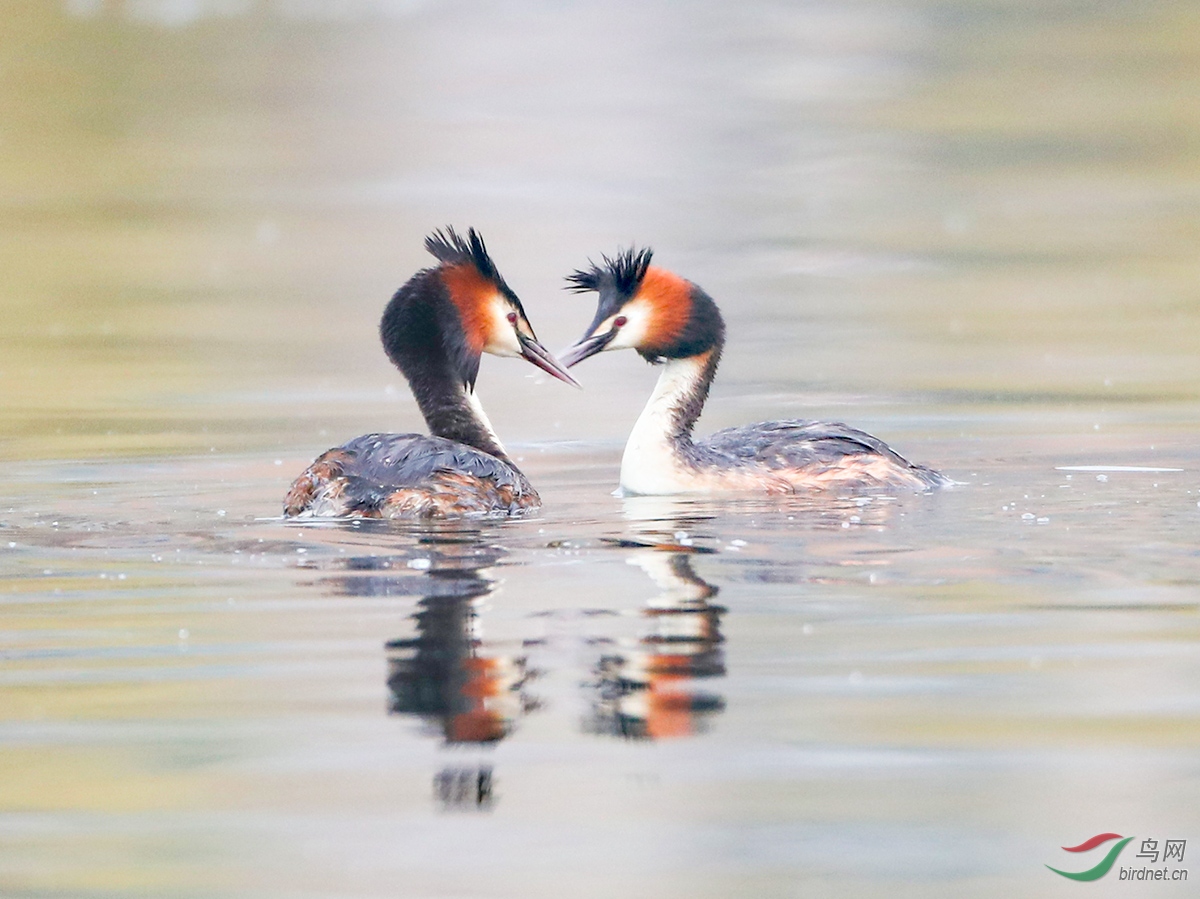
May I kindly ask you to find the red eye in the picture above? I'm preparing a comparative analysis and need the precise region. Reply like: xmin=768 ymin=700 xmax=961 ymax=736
xmin=614 ymin=316 xmax=628 ymax=328
xmin=506 ymin=312 xmax=518 ymax=324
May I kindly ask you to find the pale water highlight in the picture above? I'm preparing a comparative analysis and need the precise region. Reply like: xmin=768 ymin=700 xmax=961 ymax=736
xmin=2 ymin=2 xmax=1199 ymax=897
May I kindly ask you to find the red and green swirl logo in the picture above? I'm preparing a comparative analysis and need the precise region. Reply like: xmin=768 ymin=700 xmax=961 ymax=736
xmin=1047 ymin=833 xmax=1134 ymax=881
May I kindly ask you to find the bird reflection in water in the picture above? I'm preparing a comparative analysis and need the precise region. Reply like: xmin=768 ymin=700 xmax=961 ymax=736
xmin=317 ymin=527 xmax=536 ymax=807
xmin=385 ymin=570 xmax=535 ymax=746
xmin=586 ymin=541 xmax=726 ymax=740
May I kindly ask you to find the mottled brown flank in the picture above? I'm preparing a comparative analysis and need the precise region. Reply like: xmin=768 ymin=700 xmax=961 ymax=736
xmin=678 ymin=466 xmax=794 ymax=494
xmin=285 ymin=454 xmax=538 ymax=520
xmin=785 ymin=453 xmax=936 ymax=490
xmin=283 ymin=449 xmax=351 ymax=516
xmin=638 ymin=266 xmax=692 ymax=351
xmin=378 ymin=471 xmax=539 ymax=519
xmin=440 ymin=263 xmax=493 ymax=354
xmin=684 ymin=453 xmax=937 ymax=494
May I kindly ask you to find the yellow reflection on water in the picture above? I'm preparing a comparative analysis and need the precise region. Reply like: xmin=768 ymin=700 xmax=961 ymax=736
xmin=2 ymin=3 xmax=1200 ymax=897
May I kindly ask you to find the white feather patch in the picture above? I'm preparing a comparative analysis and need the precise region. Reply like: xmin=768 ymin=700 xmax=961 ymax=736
xmin=619 ymin=356 xmax=708 ymax=495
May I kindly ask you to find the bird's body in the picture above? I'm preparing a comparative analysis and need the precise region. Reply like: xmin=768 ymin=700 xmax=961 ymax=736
xmin=285 ymin=228 xmax=576 ymax=520
xmin=561 ymin=250 xmax=947 ymax=496
xmin=284 ymin=432 xmax=538 ymax=519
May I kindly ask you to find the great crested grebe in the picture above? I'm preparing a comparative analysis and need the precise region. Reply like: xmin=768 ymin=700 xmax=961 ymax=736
xmin=285 ymin=227 xmax=578 ymax=519
xmin=560 ymin=248 xmax=948 ymax=496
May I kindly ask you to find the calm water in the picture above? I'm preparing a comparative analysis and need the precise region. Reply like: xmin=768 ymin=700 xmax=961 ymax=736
xmin=2 ymin=2 xmax=1199 ymax=897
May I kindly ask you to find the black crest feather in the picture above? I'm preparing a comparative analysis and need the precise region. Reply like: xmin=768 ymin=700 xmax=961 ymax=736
xmin=425 ymin=226 xmax=513 ymax=295
xmin=566 ymin=246 xmax=653 ymax=297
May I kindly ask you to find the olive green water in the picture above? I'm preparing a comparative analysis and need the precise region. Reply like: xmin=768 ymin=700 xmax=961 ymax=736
xmin=2 ymin=2 xmax=1199 ymax=897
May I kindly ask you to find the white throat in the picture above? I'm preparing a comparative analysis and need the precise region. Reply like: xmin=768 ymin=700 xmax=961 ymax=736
xmin=619 ymin=355 xmax=708 ymax=495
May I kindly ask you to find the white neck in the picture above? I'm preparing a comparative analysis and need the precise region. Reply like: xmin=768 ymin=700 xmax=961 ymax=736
xmin=465 ymin=388 xmax=506 ymax=457
xmin=619 ymin=355 xmax=710 ymax=495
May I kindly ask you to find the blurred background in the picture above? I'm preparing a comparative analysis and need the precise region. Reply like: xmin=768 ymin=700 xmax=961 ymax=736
xmin=5 ymin=0 xmax=1198 ymax=463
xmin=2 ymin=3 xmax=1199 ymax=898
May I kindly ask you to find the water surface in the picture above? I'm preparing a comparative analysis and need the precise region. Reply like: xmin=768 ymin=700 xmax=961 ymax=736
xmin=2 ymin=1 xmax=1199 ymax=896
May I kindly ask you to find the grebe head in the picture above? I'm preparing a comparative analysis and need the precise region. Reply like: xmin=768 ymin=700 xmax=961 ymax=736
xmin=560 ymin=246 xmax=724 ymax=368
xmin=382 ymin=227 xmax=579 ymax=389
